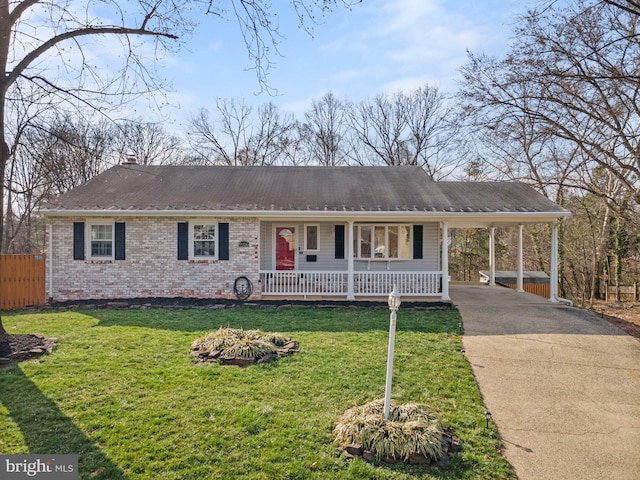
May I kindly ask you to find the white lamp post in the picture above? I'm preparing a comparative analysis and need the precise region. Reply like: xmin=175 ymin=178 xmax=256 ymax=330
xmin=383 ymin=285 xmax=401 ymax=420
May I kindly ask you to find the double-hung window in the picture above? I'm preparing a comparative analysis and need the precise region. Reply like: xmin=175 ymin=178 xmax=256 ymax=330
xmin=90 ymin=224 xmax=113 ymax=258
xmin=355 ymin=224 xmax=411 ymax=260
xmin=192 ymin=223 xmax=217 ymax=258
xmin=305 ymin=224 xmax=319 ymax=252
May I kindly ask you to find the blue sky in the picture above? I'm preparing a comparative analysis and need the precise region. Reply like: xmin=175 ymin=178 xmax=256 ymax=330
xmin=154 ymin=0 xmax=523 ymax=128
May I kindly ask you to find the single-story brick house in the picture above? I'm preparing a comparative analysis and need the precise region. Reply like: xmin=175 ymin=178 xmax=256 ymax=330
xmin=42 ymin=165 xmax=570 ymax=302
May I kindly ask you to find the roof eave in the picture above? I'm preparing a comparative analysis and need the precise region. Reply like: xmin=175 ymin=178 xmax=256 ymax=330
xmin=41 ymin=208 xmax=571 ymax=224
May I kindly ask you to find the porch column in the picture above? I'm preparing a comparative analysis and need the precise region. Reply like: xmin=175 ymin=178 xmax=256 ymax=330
xmin=347 ymin=220 xmax=355 ymax=300
xmin=550 ymin=222 xmax=559 ymax=302
xmin=516 ymin=224 xmax=524 ymax=292
xmin=489 ymin=227 xmax=496 ymax=286
xmin=441 ymin=221 xmax=450 ymax=301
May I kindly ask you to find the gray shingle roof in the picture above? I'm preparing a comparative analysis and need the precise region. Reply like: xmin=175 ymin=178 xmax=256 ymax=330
xmin=43 ymin=165 xmax=568 ymax=216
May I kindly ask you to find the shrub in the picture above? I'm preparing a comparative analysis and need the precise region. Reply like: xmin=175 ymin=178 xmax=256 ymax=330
xmin=333 ymin=398 xmax=443 ymax=462
xmin=192 ymin=327 xmax=287 ymax=361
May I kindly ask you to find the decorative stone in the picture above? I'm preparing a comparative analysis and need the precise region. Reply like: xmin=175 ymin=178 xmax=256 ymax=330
xmin=104 ymin=302 xmax=129 ymax=309
xmin=9 ymin=352 xmax=29 ymax=359
xmin=219 ymin=357 xmax=254 ymax=368
xmin=256 ymin=353 xmax=277 ymax=364
xmin=450 ymin=436 xmax=461 ymax=453
xmin=408 ymin=452 xmax=431 ymax=465
xmin=362 ymin=450 xmax=375 ymax=462
xmin=345 ymin=444 xmax=363 ymax=456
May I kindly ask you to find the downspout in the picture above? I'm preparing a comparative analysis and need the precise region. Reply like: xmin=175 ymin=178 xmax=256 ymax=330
xmin=48 ymin=223 xmax=53 ymax=302
xmin=550 ymin=223 xmax=572 ymax=306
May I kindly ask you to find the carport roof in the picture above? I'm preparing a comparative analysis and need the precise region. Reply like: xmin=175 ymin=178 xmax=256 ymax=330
xmin=42 ymin=165 xmax=570 ymax=222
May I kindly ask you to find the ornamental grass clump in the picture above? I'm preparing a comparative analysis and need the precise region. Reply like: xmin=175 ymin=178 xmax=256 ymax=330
xmin=334 ymin=398 xmax=444 ymax=463
xmin=221 ymin=338 xmax=276 ymax=360
xmin=191 ymin=327 xmax=298 ymax=365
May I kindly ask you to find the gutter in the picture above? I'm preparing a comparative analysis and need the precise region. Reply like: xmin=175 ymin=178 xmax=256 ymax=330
xmin=39 ymin=208 xmax=571 ymax=224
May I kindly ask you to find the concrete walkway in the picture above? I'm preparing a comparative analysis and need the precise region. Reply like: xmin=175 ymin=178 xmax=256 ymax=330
xmin=452 ymin=284 xmax=640 ymax=480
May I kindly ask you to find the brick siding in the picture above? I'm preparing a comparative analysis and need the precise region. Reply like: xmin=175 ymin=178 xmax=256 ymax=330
xmin=47 ymin=216 xmax=261 ymax=301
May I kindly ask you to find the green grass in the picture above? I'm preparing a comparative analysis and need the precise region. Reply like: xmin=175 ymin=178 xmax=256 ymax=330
xmin=0 ymin=306 xmax=514 ymax=479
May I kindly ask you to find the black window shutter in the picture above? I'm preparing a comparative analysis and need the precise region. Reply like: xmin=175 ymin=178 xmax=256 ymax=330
xmin=413 ymin=225 xmax=423 ymax=259
xmin=334 ymin=224 xmax=345 ymax=259
xmin=218 ymin=223 xmax=229 ymax=260
xmin=177 ymin=222 xmax=189 ymax=260
xmin=73 ymin=222 xmax=85 ymax=260
xmin=115 ymin=222 xmax=126 ymax=260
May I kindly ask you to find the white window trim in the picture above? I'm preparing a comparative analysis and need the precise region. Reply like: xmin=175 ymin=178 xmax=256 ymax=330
xmin=304 ymin=224 xmax=320 ymax=252
xmin=354 ymin=224 xmax=412 ymax=260
xmin=189 ymin=220 xmax=219 ymax=260
xmin=87 ymin=220 xmax=114 ymax=260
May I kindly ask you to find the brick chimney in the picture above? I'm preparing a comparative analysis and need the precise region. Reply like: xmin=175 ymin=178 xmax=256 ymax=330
xmin=122 ymin=154 xmax=137 ymax=165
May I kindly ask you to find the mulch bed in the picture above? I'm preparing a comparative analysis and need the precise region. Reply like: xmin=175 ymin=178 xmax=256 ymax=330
xmin=0 ymin=334 xmax=56 ymax=365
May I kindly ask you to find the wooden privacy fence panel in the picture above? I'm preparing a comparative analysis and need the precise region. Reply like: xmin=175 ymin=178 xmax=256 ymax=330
xmin=0 ymin=254 xmax=46 ymax=310
xmin=606 ymin=284 xmax=639 ymax=302
xmin=503 ymin=283 xmax=551 ymax=299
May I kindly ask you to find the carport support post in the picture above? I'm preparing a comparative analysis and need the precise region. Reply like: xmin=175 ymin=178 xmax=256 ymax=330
xmin=489 ymin=227 xmax=496 ymax=286
xmin=441 ymin=222 xmax=450 ymax=301
xmin=517 ymin=224 xmax=524 ymax=292
xmin=550 ymin=223 xmax=559 ymax=302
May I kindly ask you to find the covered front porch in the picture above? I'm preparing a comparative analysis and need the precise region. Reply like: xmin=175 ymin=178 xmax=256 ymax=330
xmin=257 ymin=219 xmax=568 ymax=303
xmin=257 ymin=218 xmax=450 ymax=301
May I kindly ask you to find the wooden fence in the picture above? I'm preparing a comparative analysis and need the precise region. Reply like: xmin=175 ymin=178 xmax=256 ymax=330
xmin=0 ymin=254 xmax=46 ymax=310
xmin=502 ymin=283 xmax=551 ymax=298
xmin=606 ymin=283 xmax=639 ymax=302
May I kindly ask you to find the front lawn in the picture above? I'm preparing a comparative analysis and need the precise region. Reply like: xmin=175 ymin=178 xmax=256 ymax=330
xmin=0 ymin=306 xmax=514 ymax=479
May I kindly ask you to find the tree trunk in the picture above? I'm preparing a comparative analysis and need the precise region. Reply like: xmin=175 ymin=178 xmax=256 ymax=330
xmin=0 ymin=317 xmax=7 ymax=341
xmin=0 ymin=101 xmax=9 ymax=341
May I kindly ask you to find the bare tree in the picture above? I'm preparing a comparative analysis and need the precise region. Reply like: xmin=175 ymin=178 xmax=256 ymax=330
xmin=0 ymin=0 xmax=354 ymax=339
xmin=460 ymin=0 xmax=640 ymax=215
xmin=601 ymin=0 xmax=640 ymax=16
xmin=187 ymin=99 xmax=294 ymax=165
xmin=300 ymin=92 xmax=350 ymax=166
xmin=113 ymin=120 xmax=185 ymax=165
xmin=348 ymin=85 xmax=457 ymax=178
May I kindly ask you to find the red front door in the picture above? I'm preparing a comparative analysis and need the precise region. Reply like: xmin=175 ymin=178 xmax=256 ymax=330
xmin=276 ymin=227 xmax=296 ymax=270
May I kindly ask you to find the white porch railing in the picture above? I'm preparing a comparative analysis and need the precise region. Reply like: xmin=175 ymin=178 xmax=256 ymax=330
xmin=259 ymin=270 xmax=442 ymax=297
xmin=260 ymin=271 xmax=347 ymax=296
xmin=354 ymin=271 xmax=441 ymax=297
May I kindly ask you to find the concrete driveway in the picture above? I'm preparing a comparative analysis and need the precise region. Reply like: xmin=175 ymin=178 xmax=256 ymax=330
xmin=452 ymin=284 xmax=640 ymax=480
